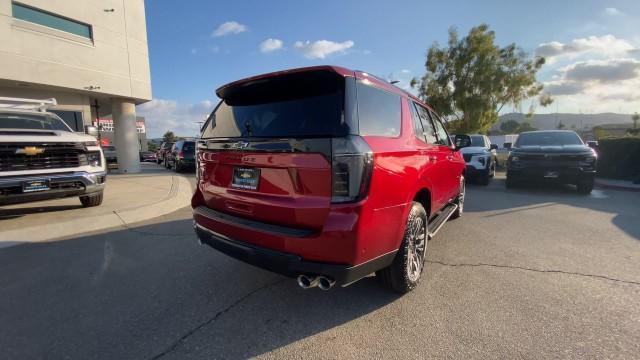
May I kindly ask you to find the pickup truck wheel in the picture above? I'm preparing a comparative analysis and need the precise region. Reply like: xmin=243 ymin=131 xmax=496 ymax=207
xmin=577 ymin=179 xmax=594 ymax=195
xmin=174 ymin=160 xmax=182 ymax=172
xmin=450 ymin=176 xmax=465 ymax=220
xmin=505 ymin=175 xmax=517 ymax=189
xmin=80 ymin=191 xmax=103 ymax=207
xmin=376 ymin=201 xmax=427 ymax=294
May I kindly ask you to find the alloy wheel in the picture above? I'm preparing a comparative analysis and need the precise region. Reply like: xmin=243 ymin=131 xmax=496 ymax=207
xmin=406 ymin=215 xmax=427 ymax=282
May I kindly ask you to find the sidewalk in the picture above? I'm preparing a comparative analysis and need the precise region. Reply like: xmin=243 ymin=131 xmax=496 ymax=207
xmin=594 ymin=178 xmax=640 ymax=192
xmin=0 ymin=164 xmax=194 ymax=245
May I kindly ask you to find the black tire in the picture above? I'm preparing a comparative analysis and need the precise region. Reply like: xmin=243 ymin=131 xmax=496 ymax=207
xmin=174 ymin=160 xmax=182 ymax=172
xmin=376 ymin=202 xmax=428 ymax=294
xmin=80 ymin=191 xmax=103 ymax=207
xmin=450 ymin=176 xmax=465 ymax=220
xmin=164 ymin=158 xmax=171 ymax=169
xmin=156 ymin=157 xmax=161 ymax=164
xmin=577 ymin=179 xmax=594 ymax=195
xmin=505 ymin=174 xmax=516 ymax=189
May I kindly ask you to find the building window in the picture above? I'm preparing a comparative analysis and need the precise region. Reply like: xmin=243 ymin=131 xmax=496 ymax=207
xmin=12 ymin=2 xmax=92 ymax=40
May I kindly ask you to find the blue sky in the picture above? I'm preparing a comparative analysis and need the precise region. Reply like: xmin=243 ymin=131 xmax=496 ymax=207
xmin=139 ymin=0 xmax=640 ymax=137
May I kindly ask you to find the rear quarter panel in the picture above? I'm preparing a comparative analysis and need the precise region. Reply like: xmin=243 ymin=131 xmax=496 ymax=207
xmin=358 ymin=98 xmax=436 ymax=260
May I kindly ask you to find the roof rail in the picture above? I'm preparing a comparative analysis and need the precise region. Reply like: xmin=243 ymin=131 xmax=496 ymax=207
xmin=0 ymin=97 xmax=57 ymax=112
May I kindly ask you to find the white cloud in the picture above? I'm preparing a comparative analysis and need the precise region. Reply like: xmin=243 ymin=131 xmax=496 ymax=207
xmin=535 ymin=35 xmax=633 ymax=60
xmin=605 ymin=7 xmax=622 ymax=16
xmin=259 ymin=38 xmax=284 ymax=53
xmin=293 ymin=40 xmax=354 ymax=59
xmin=138 ymin=99 xmax=215 ymax=138
xmin=212 ymin=21 xmax=247 ymax=37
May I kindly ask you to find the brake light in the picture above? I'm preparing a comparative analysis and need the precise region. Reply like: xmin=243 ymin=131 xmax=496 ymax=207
xmin=331 ymin=136 xmax=373 ymax=203
xmin=178 ymin=151 xmax=184 ymax=158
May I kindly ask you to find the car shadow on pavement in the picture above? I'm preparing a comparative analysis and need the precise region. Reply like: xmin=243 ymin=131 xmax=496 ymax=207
xmin=466 ymin=177 xmax=640 ymax=241
xmin=0 ymin=217 xmax=400 ymax=360
xmin=0 ymin=204 xmax=83 ymax=219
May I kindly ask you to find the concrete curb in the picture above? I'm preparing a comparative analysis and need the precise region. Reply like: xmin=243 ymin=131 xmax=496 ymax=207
xmin=594 ymin=180 xmax=640 ymax=192
xmin=0 ymin=176 xmax=193 ymax=243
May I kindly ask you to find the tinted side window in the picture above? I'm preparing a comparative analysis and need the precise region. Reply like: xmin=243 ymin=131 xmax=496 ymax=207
xmin=410 ymin=102 xmax=426 ymax=142
xmin=414 ymin=104 xmax=438 ymax=144
xmin=429 ymin=111 xmax=451 ymax=146
xmin=356 ymin=82 xmax=401 ymax=137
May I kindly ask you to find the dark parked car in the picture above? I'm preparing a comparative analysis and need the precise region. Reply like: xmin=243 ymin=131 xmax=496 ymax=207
xmin=139 ymin=151 xmax=156 ymax=162
xmin=156 ymin=141 xmax=173 ymax=164
xmin=506 ymin=130 xmax=597 ymax=194
xmin=191 ymin=65 xmax=471 ymax=293
xmin=102 ymin=145 xmax=118 ymax=169
xmin=166 ymin=140 xmax=195 ymax=172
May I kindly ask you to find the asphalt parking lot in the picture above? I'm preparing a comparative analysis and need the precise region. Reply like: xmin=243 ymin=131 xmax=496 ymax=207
xmin=1 ymin=173 xmax=639 ymax=359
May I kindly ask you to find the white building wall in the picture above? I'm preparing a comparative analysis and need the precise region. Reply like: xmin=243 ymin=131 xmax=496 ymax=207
xmin=0 ymin=0 xmax=151 ymax=102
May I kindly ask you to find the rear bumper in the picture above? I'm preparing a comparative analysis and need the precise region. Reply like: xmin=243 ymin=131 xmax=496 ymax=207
xmin=194 ymin=221 xmax=396 ymax=286
xmin=507 ymin=166 xmax=595 ymax=183
xmin=0 ymin=171 xmax=106 ymax=205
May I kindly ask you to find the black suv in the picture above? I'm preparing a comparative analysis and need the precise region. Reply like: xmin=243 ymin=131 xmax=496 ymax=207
xmin=506 ymin=130 xmax=597 ymax=194
xmin=166 ymin=140 xmax=195 ymax=172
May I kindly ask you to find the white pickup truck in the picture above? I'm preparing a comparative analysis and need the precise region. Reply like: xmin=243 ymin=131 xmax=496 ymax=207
xmin=0 ymin=97 xmax=106 ymax=207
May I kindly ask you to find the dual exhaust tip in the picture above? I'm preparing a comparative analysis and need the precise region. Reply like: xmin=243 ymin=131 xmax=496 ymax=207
xmin=297 ymin=274 xmax=336 ymax=290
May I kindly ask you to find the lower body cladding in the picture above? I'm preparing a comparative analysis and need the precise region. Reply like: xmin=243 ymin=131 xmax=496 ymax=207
xmin=0 ymin=171 xmax=106 ymax=205
xmin=192 ymin=206 xmax=399 ymax=289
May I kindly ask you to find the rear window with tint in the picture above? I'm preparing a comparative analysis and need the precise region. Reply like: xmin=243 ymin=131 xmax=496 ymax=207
xmin=356 ymin=82 xmax=401 ymax=137
xmin=202 ymin=71 xmax=347 ymax=138
xmin=182 ymin=142 xmax=195 ymax=151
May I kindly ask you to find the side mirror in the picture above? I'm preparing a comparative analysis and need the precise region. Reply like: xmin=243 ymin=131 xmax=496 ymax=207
xmin=587 ymin=141 xmax=598 ymax=149
xmin=490 ymin=144 xmax=498 ymax=151
xmin=454 ymin=134 xmax=471 ymax=150
xmin=503 ymin=142 xmax=512 ymax=150
xmin=85 ymin=125 xmax=99 ymax=137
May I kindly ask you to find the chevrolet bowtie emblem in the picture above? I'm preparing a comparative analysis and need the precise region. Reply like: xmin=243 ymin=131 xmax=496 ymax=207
xmin=16 ymin=146 xmax=45 ymax=156
xmin=239 ymin=172 xmax=252 ymax=179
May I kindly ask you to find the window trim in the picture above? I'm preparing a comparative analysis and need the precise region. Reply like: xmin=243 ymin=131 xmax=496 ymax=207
xmin=11 ymin=2 xmax=94 ymax=45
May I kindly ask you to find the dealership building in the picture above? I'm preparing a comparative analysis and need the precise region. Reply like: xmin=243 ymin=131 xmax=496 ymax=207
xmin=0 ymin=0 xmax=151 ymax=172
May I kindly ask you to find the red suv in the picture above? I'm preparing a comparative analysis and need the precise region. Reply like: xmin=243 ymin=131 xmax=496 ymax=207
xmin=192 ymin=66 xmax=471 ymax=293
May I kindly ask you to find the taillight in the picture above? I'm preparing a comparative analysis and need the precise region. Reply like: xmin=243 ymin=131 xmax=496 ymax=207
xmin=178 ymin=151 xmax=184 ymax=158
xmin=331 ymin=136 xmax=373 ymax=203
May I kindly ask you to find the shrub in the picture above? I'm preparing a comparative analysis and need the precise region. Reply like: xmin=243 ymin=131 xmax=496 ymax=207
xmin=596 ymin=137 xmax=640 ymax=180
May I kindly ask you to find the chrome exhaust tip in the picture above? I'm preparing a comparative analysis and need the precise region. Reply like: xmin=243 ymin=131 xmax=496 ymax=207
xmin=318 ymin=276 xmax=336 ymax=291
xmin=297 ymin=274 xmax=319 ymax=289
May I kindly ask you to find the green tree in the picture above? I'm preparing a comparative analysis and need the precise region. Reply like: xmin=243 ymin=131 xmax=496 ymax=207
xmin=162 ymin=131 xmax=176 ymax=143
xmin=500 ymin=119 xmax=521 ymax=133
xmin=412 ymin=24 xmax=552 ymax=133
xmin=147 ymin=142 xmax=158 ymax=151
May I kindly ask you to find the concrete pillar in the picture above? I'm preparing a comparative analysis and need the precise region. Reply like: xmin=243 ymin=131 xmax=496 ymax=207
xmin=111 ymin=98 xmax=141 ymax=173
